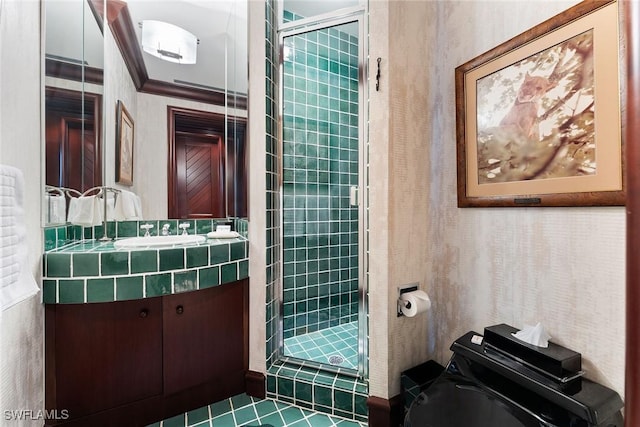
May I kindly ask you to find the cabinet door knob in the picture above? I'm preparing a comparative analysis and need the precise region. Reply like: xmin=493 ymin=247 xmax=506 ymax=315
xmin=139 ymin=309 xmax=149 ymax=318
xmin=176 ymin=305 xmax=184 ymax=315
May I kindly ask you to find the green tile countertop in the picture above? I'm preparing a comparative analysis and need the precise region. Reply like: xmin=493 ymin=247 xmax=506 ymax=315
xmin=42 ymin=236 xmax=249 ymax=304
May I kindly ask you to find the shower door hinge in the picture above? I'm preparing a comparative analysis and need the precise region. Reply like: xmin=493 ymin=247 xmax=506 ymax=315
xmin=350 ymin=186 xmax=359 ymax=207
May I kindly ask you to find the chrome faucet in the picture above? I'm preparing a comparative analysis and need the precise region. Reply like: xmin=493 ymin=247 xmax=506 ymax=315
xmin=140 ymin=223 xmax=154 ymax=237
xmin=178 ymin=222 xmax=190 ymax=236
xmin=162 ymin=223 xmax=171 ymax=236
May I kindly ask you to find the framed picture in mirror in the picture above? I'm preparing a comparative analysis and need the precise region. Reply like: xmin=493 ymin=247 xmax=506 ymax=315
xmin=455 ymin=0 xmax=624 ymax=207
xmin=116 ymin=100 xmax=134 ymax=186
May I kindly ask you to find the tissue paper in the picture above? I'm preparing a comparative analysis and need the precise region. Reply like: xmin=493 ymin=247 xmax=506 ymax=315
xmin=399 ymin=290 xmax=431 ymax=317
xmin=512 ymin=322 xmax=551 ymax=348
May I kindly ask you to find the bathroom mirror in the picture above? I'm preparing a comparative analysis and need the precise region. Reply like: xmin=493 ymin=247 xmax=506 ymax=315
xmin=44 ymin=0 xmax=104 ymax=225
xmin=43 ymin=0 xmax=248 ymax=225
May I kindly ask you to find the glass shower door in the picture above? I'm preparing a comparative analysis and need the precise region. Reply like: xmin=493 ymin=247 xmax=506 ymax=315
xmin=279 ymin=17 xmax=366 ymax=375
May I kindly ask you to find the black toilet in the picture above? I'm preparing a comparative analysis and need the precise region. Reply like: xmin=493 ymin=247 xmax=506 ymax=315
xmin=405 ymin=324 xmax=624 ymax=427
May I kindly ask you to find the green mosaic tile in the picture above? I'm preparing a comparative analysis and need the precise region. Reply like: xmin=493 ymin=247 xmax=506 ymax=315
xmin=294 ymin=380 xmax=312 ymax=403
xmin=220 ymin=263 xmax=238 ymax=284
xmin=174 ymin=270 xmax=197 ymax=293
xmin=73 ymin=253 xmax=99 ymax=277
xmin=186 ymin=406 xmax=209 ymax=424
xmin=233 ymin=405 xmax=257 ymax=425
xmin=162 ymin=413 xmax=185 ymax=427
xmin=186 ymin=246 xmax=208 ymax=268
xmin=159 ymin=248 xmax=184 ymax=271
xmin=101 ymin=252 xmax=129 ymax=276
xmin=44 ymin=228 xmax=56 ymax=251
xmin=238 ymin=260 xmax=249 ymax=279
xmin=195 ymin=219 xmax=215 ymax=234
xmin=212 ymin=413 xmax=233 ymax=426
xmin=130 ymin=250 xmax=158 ymax=274
xmin=56 ymin=227 xmax=68 ymax=247
xmin=42 ymin=280 xmax=57 ymax=304
xmin=266 ymin=375 xmax=277 ymax=394
xmin=210 ymin=245 xmax=230 ymax=264
xmin=260 ymin=412 xmax=285 ymax=426
xmin=334 ymin=389 xmax=353 ymax=412
xmin=280 ymin=406 xmax=305 ymax=424
xmin=58 ymin=279 xmax=85 ymax=303
xmin=46 ymin=254 xmax=71 ymax=278
xmin=198 ymin=266 xmax=219 ymax=288
xmin=254 ymin=400 xmax=278 ymax=417
xmin=145 ymin=273 xmax=171 ymax=297
xmin=307 ymin=414 xmax=334 ymax=427
xmin=210 ymin=397 xmax=231 ymax=417
xmin=230 ymin=242 xmax=246 ymax=261
xmin=87 ymin=278 xmax=114 ymax=303
xmin=277 ymin=377 xmax=294 ymax=398
xmin=116 ymin=276 xmax=144 ymax=300
xmin=230 ymin=393 xmax=254 ymax=409
xmin=116 ymin=221 xmax=138 ymax=237
xmin=354 ymin=393 xmax=368 ymax=416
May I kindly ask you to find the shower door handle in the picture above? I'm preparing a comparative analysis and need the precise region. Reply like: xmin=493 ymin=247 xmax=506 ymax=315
xmin=350 ymin=186 xmax=359 ymax=207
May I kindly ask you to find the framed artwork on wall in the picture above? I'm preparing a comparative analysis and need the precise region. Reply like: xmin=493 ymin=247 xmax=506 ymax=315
xmin=455 ymin=0 xmax=624 ymax=207
xmin=115 ymin=100 xmax=134 ymax=186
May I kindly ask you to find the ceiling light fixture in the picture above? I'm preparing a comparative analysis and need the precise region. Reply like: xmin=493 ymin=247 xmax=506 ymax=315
xmin=141 ymin=20 xmax=198 ymax=64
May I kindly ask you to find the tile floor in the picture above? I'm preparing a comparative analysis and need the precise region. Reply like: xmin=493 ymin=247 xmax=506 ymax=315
xmin=283 ymin=322 xmax=358 ymax=370
xmin=149 ymin=393 xmax=367 ymax=427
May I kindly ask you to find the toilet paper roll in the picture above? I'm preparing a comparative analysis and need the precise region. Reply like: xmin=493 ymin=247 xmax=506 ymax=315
xmin=399 ymin=290 xmax=431 ymax=317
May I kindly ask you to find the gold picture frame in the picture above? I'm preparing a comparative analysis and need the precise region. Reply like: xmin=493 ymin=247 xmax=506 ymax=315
xmin=115 ymin=100 xmax=134 ymax=186
xmin=455 ymin=0 xmax=624 ymax=207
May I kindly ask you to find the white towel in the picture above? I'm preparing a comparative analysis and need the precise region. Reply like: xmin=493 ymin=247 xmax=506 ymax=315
xmin=114 ymin=190 xmax=143 ymax=220
xmin=67 ymin=195 xmax=102 ymax=226
xmin=0 ymin=165 xmax=39 ymax=311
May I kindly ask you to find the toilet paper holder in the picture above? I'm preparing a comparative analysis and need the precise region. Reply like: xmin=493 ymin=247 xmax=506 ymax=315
xmin=397 ymin=283 xmax=419 ymax=317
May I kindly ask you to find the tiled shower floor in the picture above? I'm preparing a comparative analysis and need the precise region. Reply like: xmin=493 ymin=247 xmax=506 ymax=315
xmin=149 ymin=393 xmax=366 ymax=427
xmin=284 ymin=322 xmax=359 ymax=370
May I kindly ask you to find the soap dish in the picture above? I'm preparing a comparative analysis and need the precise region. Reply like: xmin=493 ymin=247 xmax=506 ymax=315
xmin=206 ymin=230 xmax=240 ymax=239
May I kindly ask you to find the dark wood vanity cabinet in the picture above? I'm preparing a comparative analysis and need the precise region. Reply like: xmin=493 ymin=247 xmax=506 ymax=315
xmin=45 ymin=279 xmax=249 ymax=427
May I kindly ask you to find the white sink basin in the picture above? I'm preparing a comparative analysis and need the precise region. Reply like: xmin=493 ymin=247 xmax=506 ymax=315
xmin=113 ymin=234 xmax=206 ymax=249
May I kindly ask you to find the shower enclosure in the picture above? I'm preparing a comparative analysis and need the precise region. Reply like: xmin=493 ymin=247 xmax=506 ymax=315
xmin=278 ymin=5 xmax=367 ymax=377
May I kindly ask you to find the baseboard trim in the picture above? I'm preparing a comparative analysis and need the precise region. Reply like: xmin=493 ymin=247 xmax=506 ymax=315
xmin=367 ymin=395 xmax=404 ymax=427
xmin=245 ymin=370 xmax=266 ymax=399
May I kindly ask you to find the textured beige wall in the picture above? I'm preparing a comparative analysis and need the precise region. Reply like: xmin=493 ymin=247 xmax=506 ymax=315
xmin=247 ymin=0 xmax=267 ymax=374
xmin=367 ymin=0 xmax=391 ymax=400
xmin=369 ymin=0 xmax=625 ymax=399
xmin=104 ymin=25 xmax=137 ymax=192
xmin=420 ymin=0 xmax=624 ymax=397
xmin=0 ymin=0 xmax=44 ymax=424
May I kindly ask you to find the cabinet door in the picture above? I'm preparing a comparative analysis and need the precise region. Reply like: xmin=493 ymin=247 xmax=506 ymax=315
xmin=49 ymin=298 xmax=163 ymax=418
xmin=163 ymin=281 xmax=248 ymax=395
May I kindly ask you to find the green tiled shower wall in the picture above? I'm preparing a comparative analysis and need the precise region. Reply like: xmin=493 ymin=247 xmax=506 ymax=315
xmin=281 ymin=11 xmax=360 ymax=339
xmin=265 ymin=0 xmax=281 ymax=369
xmin=43 ymin=218 xmax=241 ymax=251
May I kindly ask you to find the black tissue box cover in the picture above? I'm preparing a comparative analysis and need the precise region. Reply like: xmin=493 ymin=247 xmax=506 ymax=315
xmin=483 ymin=323 xmax=581 ymax=378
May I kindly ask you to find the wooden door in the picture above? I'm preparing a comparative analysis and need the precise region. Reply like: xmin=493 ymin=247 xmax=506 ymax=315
xmin=162 ymin=281 xmax=248 ymax=396
xmin=173 ymin=133 xmax=225 ymax=218
xmin=45 ymin=87 xmax=101 ymax=193
xmin=46 ymin=298 xmax=163 ymax=419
